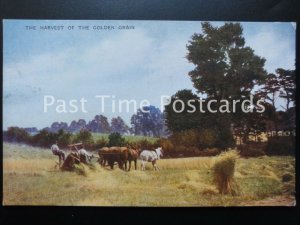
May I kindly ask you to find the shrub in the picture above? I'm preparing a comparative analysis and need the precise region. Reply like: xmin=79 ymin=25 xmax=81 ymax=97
xmin=237 ymin=142 xmax=266 ymax=157
xmin=174 ymin=145 xmax=189 ymax=155
xmin=4 ymin=127 xmax=30 ymax=143
xmin=158 ymin=138 xmax=174 ymax=156
xmin=265 ymin=136 xmax=295 ymax=156
xmin=212 ymin=150 xmax=239 ymax=195
xmin=57 ymin=129 xmax=72 ymax=148
xmin=198 ymin=148 xmax=220 ymax=156
xmin=170 ymin=129 xmax=199 ymax=147
xmin=136 ymin=138 xmax=155 ymax=149
xmin=108 ymin=132 xmax=125 ymax=147
xmin=73 ymin=129 xmax=94 ymax=149
xmin=198 ymin=129 xmax=217 ymax=149
xmin=31 ymin=129 xmax=57 ymax=147
xmin=168 ymin=129 xmax=229 ymax=156
xmin=95 ymin=137 xmax=108 ymax=149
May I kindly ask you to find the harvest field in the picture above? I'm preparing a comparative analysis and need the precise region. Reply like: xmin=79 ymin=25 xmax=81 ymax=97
xmin=3 ymin=143 xmax=295 ymax=206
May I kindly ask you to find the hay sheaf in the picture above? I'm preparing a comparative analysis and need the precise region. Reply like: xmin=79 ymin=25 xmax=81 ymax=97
xmin=212 ymin=150 xmax=240 ymax=195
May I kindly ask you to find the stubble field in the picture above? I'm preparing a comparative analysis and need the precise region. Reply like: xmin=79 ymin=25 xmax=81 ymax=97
xmin=3 ymin=143 xmax=295 ymax=206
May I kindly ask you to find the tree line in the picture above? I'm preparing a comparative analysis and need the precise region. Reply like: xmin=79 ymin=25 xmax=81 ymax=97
xmin=3 ymin=22 xmax=295 ymax=157
xmin=163 ymin=22 xmax=295 ymax=156
xmin=6 ymin=105 xmax=167 ymax=137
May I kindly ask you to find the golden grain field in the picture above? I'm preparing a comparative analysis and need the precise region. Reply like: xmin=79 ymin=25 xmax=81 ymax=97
xmin=2 ymin=143 xmax=295 ymax=206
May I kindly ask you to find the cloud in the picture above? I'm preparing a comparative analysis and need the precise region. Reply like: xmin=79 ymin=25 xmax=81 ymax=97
xmin=3 ymin=27 xmax=195 ymax=129
xmin=246 ymin=25 xmax=295 ymax=73
xmin=3 ymin=22 xmax=295 ymax=129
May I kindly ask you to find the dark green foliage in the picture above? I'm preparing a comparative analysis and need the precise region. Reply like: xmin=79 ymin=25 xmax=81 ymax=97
xmin=108 ymin=132 xmax=125 ymax=147
xmin=266 ymin=136 xmax=295 ymax=156
xmin=3 ymin=127 xmax=30 ymax=143
xmin=186 ymin=22 xmax=266 ymax=98
xmin=136 ymin=138 xmax=155 ymax=150
xmin=164 ymin=90 xmax=202 ymax=132
xmin=73 ymin=129 xmax=94 ymax=149
xmin=256 ymin=69 xmax=295 ymax=136
xmin=237 ymin=142 xmax=266 ymax=157
xmin=86 ymin=115 xmax=111 ymax=133
xmin=110 ymin=116 xmax=129 ymax=134
xmin=31 ymin=129 xmax=57 ymax=147
xmin=183 ymin=22 xmax=267 ymax=149
xmin=159 ymin=129 xmax=222 ymax=157
xmin=130 ymin=105 xmax=165 ymax=137
xmin=166 ymin=22 xmax=268 ymax=150
xmin=276 ymin=68 xmax=296 ymax=111
xmin=164 ymin=90 xmax=235 ymax=149
xmin=56 ymin=129 xmax=72 ymax=147
xmin=30 ymin=129 xmax=72 ymax=148
xmin=94 ymin=137 xmax=108 ymax=149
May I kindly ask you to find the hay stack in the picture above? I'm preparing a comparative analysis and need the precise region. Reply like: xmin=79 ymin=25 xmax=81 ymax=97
xmin=212 ymin=150 xmax=239 ymax=195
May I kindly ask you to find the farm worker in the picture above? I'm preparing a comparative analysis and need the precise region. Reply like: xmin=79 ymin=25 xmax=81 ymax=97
xmin=51 ymin=142 xmax=66 ymax=166
xmin=78 ymin=148 xmax=93 ymax=164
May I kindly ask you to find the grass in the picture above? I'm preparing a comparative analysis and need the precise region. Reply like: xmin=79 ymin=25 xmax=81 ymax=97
xmin=3 ymin=142 xmax=295 ymax=206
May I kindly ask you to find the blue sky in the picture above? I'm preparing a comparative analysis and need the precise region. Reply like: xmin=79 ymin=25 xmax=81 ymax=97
xmin=3 ymin=20 xmax=296 ymax=130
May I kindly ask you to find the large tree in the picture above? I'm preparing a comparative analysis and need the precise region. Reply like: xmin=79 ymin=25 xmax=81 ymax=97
xmin=130 ymin=105 xmax=165 ymax=137
xmin=164 ymin=89 xmax=235 ymax=149
xmin=86 ymin=115 xmax=111 ymax=133
xmin=185 ymin=22 xmax=267 ymax=146
xmin=164 ymin=89 xmax=201 ymax=133
xmin=186 ymin=22 xmax=266 ymax=99
xmin=276 ymin=68 xmax=295 ymax=111
xmin=68 ymin=119 xmax=87 ymax=133
xmin=110 ymin=116 xmax=129 ymax=134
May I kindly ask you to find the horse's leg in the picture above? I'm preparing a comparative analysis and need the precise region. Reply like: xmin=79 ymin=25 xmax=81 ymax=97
xmin=128 ymin=160 xmax=131 ymax=171
xmin=156 ymin=164 xmax=160 ymax=170
xmin=141 ymin=160 xmax=145 ymax=171
xmin=152 ymin=160 xmax=156 ymax=170
xmin=58 ymin=155 xmax=62 ymax=167
xmin=109 ymin=160 xmax=113 ymax=169
xmin=118 ymin=160 xmax=123 ymax=170
xmin=134 ymin=159 xmax=137 ymax=170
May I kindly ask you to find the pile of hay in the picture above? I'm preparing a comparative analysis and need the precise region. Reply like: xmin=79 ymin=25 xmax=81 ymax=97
xmin=212 ymin=150 xmax=240 ymax=195
xmin=61 ymin=152 xmax=97 ymax=176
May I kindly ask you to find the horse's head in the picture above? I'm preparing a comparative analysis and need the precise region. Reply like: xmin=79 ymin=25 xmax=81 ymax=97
xmin=156 ymin=147 xmax=163 ymax=158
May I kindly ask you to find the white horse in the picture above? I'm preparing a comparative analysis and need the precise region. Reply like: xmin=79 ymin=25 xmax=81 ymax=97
xmin=77 ymin=148 xmax=93 ymax=164
xmin=140 ymin=147 xmax=163 ymax=171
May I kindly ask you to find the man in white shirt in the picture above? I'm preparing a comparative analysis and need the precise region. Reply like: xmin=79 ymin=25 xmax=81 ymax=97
xmin=51 ymin=141 xmax=65 ymax=166
xmin=78 ymin=148 xmax=93 ymax=164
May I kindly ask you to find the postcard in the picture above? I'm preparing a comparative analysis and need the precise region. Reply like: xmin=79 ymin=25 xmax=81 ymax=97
xmin=3 ymin=20 xmax=296 ymax=206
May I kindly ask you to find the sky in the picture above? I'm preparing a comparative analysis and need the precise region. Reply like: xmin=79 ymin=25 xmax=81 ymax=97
xmin=3 ymin=20 xmax=296 ymax=130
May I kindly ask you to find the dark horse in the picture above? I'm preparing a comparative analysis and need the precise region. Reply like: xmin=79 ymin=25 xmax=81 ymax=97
xmin=127 ymin=147 xmax=140 ymax=171
xmin=98 ymin=147 xmax=128 ymax=170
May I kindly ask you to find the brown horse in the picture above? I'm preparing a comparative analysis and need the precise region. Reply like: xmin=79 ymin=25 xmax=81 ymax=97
xmin=127 ymin=147 xmax=140 ymax=171
xmin=98 ymin=146 xmax=128 ymax=170
xmin=98 ymin=147 xmax=109 ymax=166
